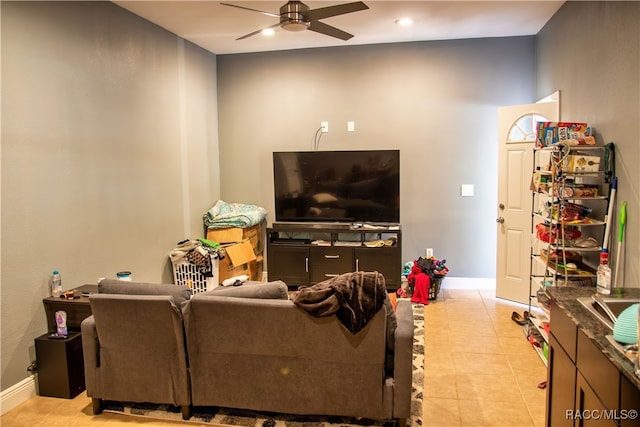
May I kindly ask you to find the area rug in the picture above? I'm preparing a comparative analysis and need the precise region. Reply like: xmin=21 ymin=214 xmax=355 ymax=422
xmin=103 ymin=302 xmax=425 ymax=427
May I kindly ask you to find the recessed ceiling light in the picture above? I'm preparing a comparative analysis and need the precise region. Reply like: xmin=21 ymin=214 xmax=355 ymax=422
xmin=262 ymin=28 xmax=275 ymax=36
xmin=395 ymin=18 xmax=414 ymax=26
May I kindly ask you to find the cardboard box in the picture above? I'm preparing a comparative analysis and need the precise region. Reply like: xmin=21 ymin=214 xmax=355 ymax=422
xmin=218 ymin=250 xmax=264 ymax=283
xmin=206 ymin=222 xmax=265 ymax=283
xmin=206 ymin=222 xmax=264 ymax=255
xmin=565 ymin=155 xmax=600 ymax=173
xmin=536 ymin=122 xmax=592 ymax=147
xmin=225 ymin=240 xmax=257 ymax=265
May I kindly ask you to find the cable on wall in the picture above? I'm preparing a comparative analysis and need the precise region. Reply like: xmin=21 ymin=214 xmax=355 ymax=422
xmin=313 ymin=126 xmax=324 ymax=151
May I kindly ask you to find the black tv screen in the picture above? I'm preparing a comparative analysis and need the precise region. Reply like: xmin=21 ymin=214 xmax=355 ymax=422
xmin=273 ymin=150 xmax=400 ymax=223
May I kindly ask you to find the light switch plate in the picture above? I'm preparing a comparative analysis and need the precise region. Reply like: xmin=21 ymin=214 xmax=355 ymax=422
xmin=461 ymin=184 xmax=474 ymax=197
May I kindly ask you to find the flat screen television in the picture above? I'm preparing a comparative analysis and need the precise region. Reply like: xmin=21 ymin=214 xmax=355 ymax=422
xmin=273 ymin=150 xmax=400 ymax=223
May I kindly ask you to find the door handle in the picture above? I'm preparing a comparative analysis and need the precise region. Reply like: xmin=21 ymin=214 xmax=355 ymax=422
xmin=499 ymin=203 xmax=505 ymax=210
xmin=305 ymin=257 xmax=309 ymax=273
xmin=324 ymin=274 xmax=339 ymax=278
xmin=496 ymin=217 xmax=505 ymax=223
xmin=324 ymin=255 xmax=340 ymax=259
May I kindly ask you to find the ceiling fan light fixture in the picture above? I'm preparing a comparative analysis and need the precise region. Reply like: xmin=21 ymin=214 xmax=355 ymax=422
xmin=223 ymin=1 xmax=368 ymax=41
xmin=395 ymin=18 xmax=414 ymax=26
xmin=282 ymin=21 xmax=310 ymax=32
xmin=280 ymin=0 xmax=310 ymax=32
xmin=262 ymin=28 xmax=276 ymax=36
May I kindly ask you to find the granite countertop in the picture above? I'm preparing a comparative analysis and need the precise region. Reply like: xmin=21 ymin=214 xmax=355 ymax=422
xmin=546 ymin=286 xmax=640 ymax=390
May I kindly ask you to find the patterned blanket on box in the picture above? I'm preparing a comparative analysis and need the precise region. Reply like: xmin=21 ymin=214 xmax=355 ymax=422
xmin=203 ymin=200 xmax=267 ymax=229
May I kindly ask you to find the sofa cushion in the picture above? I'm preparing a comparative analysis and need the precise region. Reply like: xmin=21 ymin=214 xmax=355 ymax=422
xmin=201 ymin=280 xmax=289 ymax=299
xmin=98 ymin=279 xmax=192 ymax=305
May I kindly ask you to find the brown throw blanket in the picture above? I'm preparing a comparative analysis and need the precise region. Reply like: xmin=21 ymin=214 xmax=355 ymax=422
xmin=291 ymin=271 xmax=387 ymax=334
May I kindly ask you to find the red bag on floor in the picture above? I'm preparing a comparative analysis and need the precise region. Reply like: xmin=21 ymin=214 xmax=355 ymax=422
xmin=411 ymin=272 xmax=430 ymax=304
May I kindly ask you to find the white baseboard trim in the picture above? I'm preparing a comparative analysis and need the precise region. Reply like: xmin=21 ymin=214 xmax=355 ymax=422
xmin=0 ymin=375 xmax=37 ymax=415
xmin=439 ymin=277 xmax=496 ymax=290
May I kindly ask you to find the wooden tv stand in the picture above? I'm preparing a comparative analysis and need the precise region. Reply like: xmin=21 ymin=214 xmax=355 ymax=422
xmin=266 ymin=223 xmax=402 ymax=290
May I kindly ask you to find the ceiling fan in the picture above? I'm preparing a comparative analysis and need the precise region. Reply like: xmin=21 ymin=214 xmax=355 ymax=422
xmin=220 ymin=1 xmax=369 ymax=41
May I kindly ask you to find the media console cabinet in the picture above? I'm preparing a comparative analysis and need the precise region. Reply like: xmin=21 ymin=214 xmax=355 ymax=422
xmin=266 ymin=223 xmax=402 ymax=290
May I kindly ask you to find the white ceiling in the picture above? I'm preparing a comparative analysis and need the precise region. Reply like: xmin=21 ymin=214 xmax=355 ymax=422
xmin=113 ymin=1 xmax=564 ymax=55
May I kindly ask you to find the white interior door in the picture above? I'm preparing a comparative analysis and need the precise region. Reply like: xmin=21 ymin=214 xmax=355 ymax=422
xmin=496 ymin=101 xmax=558 ymax=304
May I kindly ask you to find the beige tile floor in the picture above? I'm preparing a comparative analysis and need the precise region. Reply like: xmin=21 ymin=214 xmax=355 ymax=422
xmin=423 ymin=288 xmax=547 ymax=427
xmin=1 ymin=288 xmax=547 ymax=427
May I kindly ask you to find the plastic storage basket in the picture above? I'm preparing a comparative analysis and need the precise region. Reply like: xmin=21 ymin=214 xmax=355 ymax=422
xmin=429 ymin=276 xmax=444 ymax=300
xmin=171 ymin=256 xmax=217 ymax=294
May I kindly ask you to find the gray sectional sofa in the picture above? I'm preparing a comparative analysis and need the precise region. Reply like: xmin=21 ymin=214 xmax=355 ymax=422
xmin=81 ymin=276 xmax=414 ymax=423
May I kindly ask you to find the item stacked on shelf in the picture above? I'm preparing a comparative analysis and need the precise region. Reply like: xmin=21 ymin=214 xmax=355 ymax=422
xmin=535 ymin=121 xmax=595 ymax=148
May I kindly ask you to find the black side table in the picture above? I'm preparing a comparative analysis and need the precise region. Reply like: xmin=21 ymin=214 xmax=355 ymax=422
xmin=34 ymin=331 xmax=85 ymax=398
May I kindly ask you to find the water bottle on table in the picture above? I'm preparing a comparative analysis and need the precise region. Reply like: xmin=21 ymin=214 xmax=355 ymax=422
xmin=50 ymin=270 xmax=62 ymax=297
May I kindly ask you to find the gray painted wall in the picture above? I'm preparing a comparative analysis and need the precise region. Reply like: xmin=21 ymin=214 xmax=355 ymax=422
xmin=217 ymin=38 xmax=536 ymax=279
xmin=1 ymin=2 xmax=219 ymax=389
xmin=536 ymin=1 xmax=640 ymax=288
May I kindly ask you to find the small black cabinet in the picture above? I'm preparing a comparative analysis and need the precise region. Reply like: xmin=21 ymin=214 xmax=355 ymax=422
xmin=575 ymin=371 xmax=617 ymax=427
xmin=34 ymin=331 xmax=85 ymax=398
xmin=620 ymin=374 xmax=640 ymax=427
xmin=355 ymin=247 xmax=401 ymax=286
xmin=268 ymin=245 xmax=310 ymax=285
xmin=547 ymin=333 xmax=577 ymax=426
xmin=266 ymin=224 xmax=402 ymax=290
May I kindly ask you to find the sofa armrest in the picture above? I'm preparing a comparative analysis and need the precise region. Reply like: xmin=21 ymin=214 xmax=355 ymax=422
xmin=392 ymin=299 xmax=414 ymax=418
xmin=81 ymin=315 xmax=99 ymax=397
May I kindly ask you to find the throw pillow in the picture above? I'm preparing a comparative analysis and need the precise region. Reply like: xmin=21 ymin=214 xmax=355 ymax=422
xmin=98 ymin=279 xmax=192 ymax=305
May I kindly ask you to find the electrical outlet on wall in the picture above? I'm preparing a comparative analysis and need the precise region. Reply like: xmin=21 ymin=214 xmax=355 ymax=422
xmin=460 ymin=184 xmax=474 ymax=197
xmin=321 ymin=121 xmax=329 ymax=133
xmin=426 ymin=248 xmax=434 ymax=258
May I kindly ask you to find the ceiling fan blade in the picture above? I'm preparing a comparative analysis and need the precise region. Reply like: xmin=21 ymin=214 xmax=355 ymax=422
xmin=303 ymin=2 xmax=369 ymax=21
xmin=220 ymin=2 xmax=280 ymax=18
xmin=236 ymin=22 xmax=283 ymax=40
xmin=308 ymin=20 xmax=353 ymax=41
